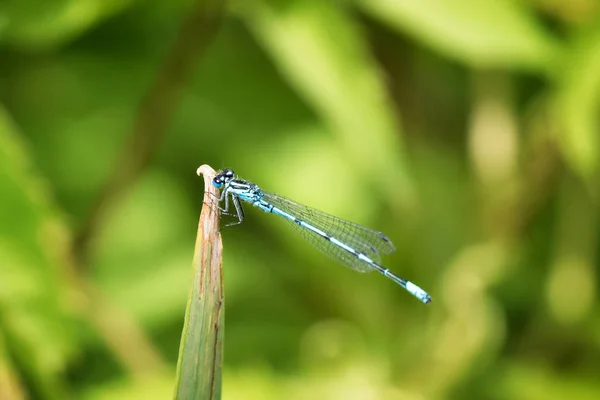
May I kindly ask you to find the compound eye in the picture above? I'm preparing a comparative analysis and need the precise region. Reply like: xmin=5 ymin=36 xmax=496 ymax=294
xmin=212 ymin=177 xmax=223 ymax=188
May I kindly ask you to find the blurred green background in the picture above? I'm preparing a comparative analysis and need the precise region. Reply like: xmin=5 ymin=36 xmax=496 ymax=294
xmin=1 ymin=0 xmax=600 ymax=399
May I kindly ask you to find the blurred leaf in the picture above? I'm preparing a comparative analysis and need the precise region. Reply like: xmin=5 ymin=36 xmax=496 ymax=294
xmin=500 ymin=363 xmax=600 ymax=400
xmin=0 ymin=0 xmax=139 ymax=50
xmin=92 ymin=170 xmax=196 ymax=327
xmin=0 ymin=332 xmax=26 ymax=400
xmin=554 ymin=23 xmax=600 ymax=186
xmin=0 ymin=106 xmax=80 ymax=399
xmin=527 ymin=0 xmax=599 ymax=25
xmin=545 ymin=174 xmax=596 ymax=324
xmin=223 ymin=353 xmax=397 ymax=400
xmin=1 ymin=52 xmax=165 ymax=220
xmin=82 ymin=373 xmax=175 ymax=400
xmin=240 ymin=0 xmax=415 ymax=205
xmin=356 ymin=0 xmax=560 ymax=72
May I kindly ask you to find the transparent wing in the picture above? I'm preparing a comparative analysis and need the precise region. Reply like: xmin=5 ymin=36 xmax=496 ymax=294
xmin=262 ymin=191 xmax=396 ymax=273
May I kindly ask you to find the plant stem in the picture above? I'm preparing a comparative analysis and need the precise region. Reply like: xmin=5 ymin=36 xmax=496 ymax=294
xmin=174 ymin=164 xmax=224 ymax=400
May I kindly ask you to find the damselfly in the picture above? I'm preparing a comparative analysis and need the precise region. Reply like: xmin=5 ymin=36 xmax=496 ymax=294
xmin=211 ymin=169 xmax=431 ymax=304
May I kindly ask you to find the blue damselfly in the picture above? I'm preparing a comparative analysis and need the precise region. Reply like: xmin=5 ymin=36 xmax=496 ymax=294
xmin=211 ymin=169 xmax=431 ymax=304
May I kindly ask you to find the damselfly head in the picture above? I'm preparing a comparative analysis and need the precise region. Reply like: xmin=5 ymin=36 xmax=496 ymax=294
xmin=213 ymin=168 xmax=235 ymax=188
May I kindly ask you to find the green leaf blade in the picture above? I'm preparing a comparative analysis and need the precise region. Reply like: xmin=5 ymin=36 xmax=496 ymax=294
xmin=174 ymin=165 xmax=224 ymax=400
xmin=241 ymin=0 xmax=415 ymax=205
xmin=357 ymin=0 xmax=561 ymax=72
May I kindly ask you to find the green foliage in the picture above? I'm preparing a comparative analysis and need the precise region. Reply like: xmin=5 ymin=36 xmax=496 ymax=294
xmin=554 ymin=22 xmax=600 ymax=187
xmin=240 ymin=0 xmax=414 ymax=203
xmin=0 ymin=107 xmax=80 ymax=399
xmin=356 ymin=0 xmax=561 ymax=71
xmin=0 ymin=0 xmax=140 ymax=50
xmin=1 ymin=0 xmax=600 ymax=399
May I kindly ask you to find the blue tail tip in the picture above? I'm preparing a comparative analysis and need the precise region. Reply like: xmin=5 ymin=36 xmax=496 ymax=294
xmin=406 ymin=281 xmax=432 ymax=304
